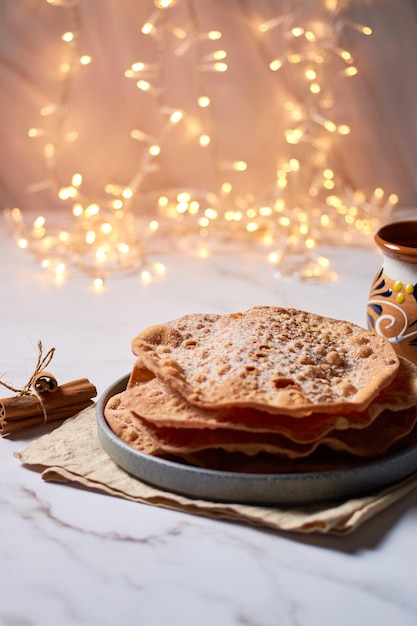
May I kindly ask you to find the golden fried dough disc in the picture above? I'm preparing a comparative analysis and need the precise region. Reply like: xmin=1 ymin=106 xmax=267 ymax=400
xmin=123 ymin=357 xmax=417 ymax=444
xmin=126 ymin=360 xmax=155 ymax=388
xmin=104 ymin=307 xmax=417 ymax=476
xmin=122 ymin=404 xmax=417 ymax=460
xmin=102 ymin=402 xmax=417 ymax=474
xmin=180 ymin=424 xmax=417 ymax=473
xmin=104 ymin=392 xmax=160 ymax=456
xmin=131 ymin=307 xmax=399 ymax=416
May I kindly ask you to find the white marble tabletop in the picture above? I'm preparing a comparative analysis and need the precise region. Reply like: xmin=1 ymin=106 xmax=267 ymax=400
xmin=1 ymin=222 xmax=416 ymax=626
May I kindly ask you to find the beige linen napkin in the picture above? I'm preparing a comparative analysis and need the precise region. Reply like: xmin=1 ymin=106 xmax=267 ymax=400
xmin=14 ymin=405 xmax=417 ymax=535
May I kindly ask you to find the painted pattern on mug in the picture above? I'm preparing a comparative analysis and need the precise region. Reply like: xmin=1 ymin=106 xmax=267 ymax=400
xmin=367 ymin=266 xmax=417 ymax=362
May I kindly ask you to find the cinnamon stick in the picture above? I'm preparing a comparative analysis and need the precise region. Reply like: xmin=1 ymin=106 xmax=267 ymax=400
xmin=0 ymin=378 xmax=97 ymax=436
xmin=32 ymin=370 xmax=58 ymax=393
xmin=0 ymin=401 xmax=95 ymax=435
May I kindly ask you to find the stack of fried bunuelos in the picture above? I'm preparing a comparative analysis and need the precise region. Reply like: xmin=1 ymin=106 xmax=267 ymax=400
xmin=104 ymin=306 xmax=417 ymax=473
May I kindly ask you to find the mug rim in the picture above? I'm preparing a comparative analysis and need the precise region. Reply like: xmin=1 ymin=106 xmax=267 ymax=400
xmin=375 ymin=220 xmax=417 ymax=263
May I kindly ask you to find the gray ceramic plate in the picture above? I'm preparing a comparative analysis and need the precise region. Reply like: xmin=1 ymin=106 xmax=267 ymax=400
xmin=96 ymin=375 xmax=417 ymax=505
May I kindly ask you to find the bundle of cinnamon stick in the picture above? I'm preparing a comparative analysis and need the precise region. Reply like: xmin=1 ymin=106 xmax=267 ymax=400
xmin=0 ymin=341 xmax=97 ymax=436
xmin=0 ymin=377 xmax=97 ymax=436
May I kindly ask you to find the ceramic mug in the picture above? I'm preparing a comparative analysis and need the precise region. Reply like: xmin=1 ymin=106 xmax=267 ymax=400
xmin=367 ymin=220 xmax=417 ymax=364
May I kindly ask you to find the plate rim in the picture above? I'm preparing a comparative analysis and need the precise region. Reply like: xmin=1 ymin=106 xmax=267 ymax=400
xmin=96 ymin=374 xmax=417 ymax=505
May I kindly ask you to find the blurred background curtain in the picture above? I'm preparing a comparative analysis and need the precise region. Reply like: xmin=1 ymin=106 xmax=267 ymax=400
xmin=0 ymin=0 xmax=416 ymax=218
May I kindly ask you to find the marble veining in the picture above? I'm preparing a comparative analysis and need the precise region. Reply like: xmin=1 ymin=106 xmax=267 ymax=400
xmin=1 ymin=225 xmax=417 ymax=626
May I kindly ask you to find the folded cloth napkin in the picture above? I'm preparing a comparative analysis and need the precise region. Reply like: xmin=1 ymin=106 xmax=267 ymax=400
xmin=14 ymin=405 xmax=417 ymax=535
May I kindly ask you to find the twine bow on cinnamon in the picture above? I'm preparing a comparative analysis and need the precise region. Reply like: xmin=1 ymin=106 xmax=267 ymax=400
xmin=0 ymin=341 xmax=57 ymax=421
xmin=0 ymin=341 xmax=97 ymax=436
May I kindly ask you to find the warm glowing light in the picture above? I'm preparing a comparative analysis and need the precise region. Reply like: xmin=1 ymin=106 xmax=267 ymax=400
xmin=345 ymin=66 xmax=358 ymax=77
xmin=58 ymin=187 xmax=71 ymax=200
xmin=156 ymin=0 xmax=174 ymax=9
xmin=65 ymin=130 xmax=79 ymax=142
xmin=142 ymin=22 xmax=154 ymax=35
xmin=269 ymin=59 xmax=282 ymax=71
xmin=93 ymin=278 xmax=105 ymax=291
xmin=340 ymin=50 xmax=352 ymax=62
xmin=137 ymin=79 xmax=151 ymax=91
xmin=199 ymin=134 xmax=211 ymax=147
xmin=176 ymin=201 xmax=188 ymax=214
xmin=44 ymin=143 xmax=55 ymax=158
xmin=212 ymin=50 xmax=227 ymax=60
xmin=305 ymin=31 xmax=316 ymax=42
xmin=259 ymin=206 xmax=272 ymax=216
xmin=205 ymin=208 xmax=218 ymax=220
xmin=101 ymin=222 xmax=113 ymax=235
xmin=141 ymin=270 xmax=152 ymax=284
xmin=285 ymin=129 xmax=303 ymax=144
xmin=132 ymin=62 xmax=146 ymax=72
xmin=189 ymin=201 xmax=199 ymax=214
xmin=169 ymin=110 xmax=183 ymax=123
xmin=40 ymin=104 xmax=57 ymax=116
xmin=172 ymin=27 xmax=187 ymax=40
xmin=59 ymin=231 xmax=70 ymax=242
xmin=33 ymin=216 xmax=46 ymax=229
xmin=95 ymin=248 xmax=108 ymax=262
xmin=85 ymin=230 xmax=96 ymax=244
xmin=153 ymin=261 xmax=166 ymax=276
xmin=130 ymin=129 xmax=147 ymax=141
xmin=208 ymin=31 xmax=222 ymax=40
xmin=61 ymin=31 xmax=74 ymax=42
xmin=338 ymin=124 xmax=350 ymax=135
xmin=17 ymin=238 xmax=28 ymax=249
xmin=72 ymin=203 xmax=83 ymax=217
xmin=291 ymin=27 xmax=304 ymax=37
xmin=198 ymin=216 xmax=210 ymax=228
xmin=85 ymin=203 xmax=100 ymax=217
xmin=198 ymin=96 xmax=210 ymax=108
xmin=9 ymin=0 xmax=391 ymax=288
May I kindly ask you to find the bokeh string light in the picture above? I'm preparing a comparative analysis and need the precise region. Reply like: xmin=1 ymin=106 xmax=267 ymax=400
xmin=4 ymin=0 xmax=398 ymax=287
